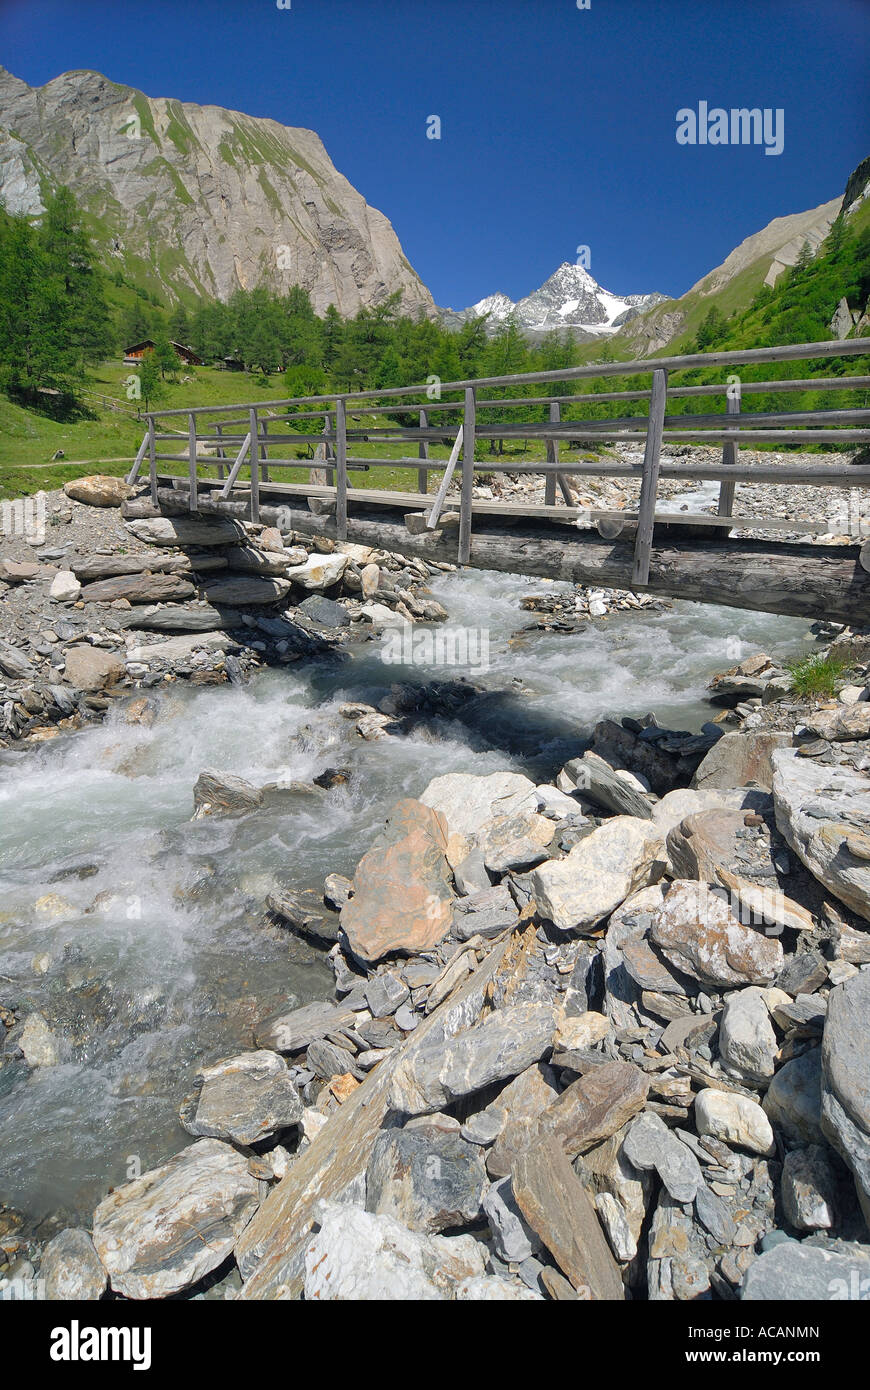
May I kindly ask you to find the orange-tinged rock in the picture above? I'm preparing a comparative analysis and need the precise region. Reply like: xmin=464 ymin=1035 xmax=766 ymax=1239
xmin=340 ymin=799 xmax=454 ymax=964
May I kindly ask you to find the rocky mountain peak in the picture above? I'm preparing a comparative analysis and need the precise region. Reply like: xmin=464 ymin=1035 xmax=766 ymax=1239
xmin=0 ymin=66 xmax=435 ymax=318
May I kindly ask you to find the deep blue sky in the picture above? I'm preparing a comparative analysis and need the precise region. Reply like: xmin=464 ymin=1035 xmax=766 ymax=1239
xmin=1 ymin=0 xmax=868 ymax=307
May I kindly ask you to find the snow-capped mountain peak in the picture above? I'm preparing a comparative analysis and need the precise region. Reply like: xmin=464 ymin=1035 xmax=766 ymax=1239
xmin=442 ymin=261 xmax=666 ymax=337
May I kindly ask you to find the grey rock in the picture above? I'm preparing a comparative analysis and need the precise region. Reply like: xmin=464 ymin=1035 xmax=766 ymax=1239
xmin=559 ymin=750 xmax=653 ymax=819
xmin=821 ymin=969 xmax=870 ymax=1220
xmin=453 ymin=848 xmax=491 ymax=896
xmin=740 ymin=1240 xmax=870 ymax=1300
xmin=364 ymin=972 xmax=410 ymax=1018
xmin=192 ymin=769 xmax=262 ymax=819
xmin=388 ymin=1002 xmax=556 ymax=1116
xmin=181 ymin=1050 xmax=302 ymax=1146
xmin=452 ymin=885 xmax=519 ymax=940
xmin=776 ymin=951 xmax=828 ymax=997
xmin=694 ymin=1182 xmax=737 ymax=1244
xmin=307 ymin=1038 xmax=359 ymax=1080
xmin=255 ymin=999 xmax=358 ymax=1053
xmin=763 ymin=1047 xmax=825 ymax=1145
xmin=782 ymin=1145 xmax=838 ymax=1231
xmin=482 ymin=1178 xmax=540 ymax=1263
xmin=719 ymin=987 xmax=779 ymax=1085
xmin=40 ymin=1228 xmax=107 ymax=1300
xmin=366 ymin=1125 xmax=488 ymax=1233
xmin=623 ymin=1111 xmax=703 ymax=1202
xmin=92 ymin=1138 xmax=260 ymax=1299
xmin=297 ymin=594 xmax=350 ymax=628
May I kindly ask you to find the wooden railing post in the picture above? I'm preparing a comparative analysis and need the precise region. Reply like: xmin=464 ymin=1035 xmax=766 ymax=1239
xmin=717 ymin=384 xmax=740 ymax=523
xmin=261 ymin=418 xmax=270 ymax=483
xmin=545 ymin=400 xmax=559 ymax=504
xmin=335 ymin=397 xmax=348 ymax=540
xmin=248 ymin=406 xmax=260 ymax=523
xmin=319 ymin=410 xmax=334 ymax=488
xmin=418 ymin=406 xmax=429 ymax=494
xmin=459 ymin=386 xmax=476 ymax=564
xmin=631 ymin=368 xmax=668 ymax=587
xmin=188 ymin=411 xmax=198 ymax=512
xmin=148 ymin=416 xmax=158 ymax=505
xmin=126 ymin=431 xmax=150 ymax=486
xmin=215 ymin=421 xmax=226 ymax=481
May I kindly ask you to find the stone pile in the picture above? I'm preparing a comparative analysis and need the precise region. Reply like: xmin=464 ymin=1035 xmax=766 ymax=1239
xmin=0 ymin=481 xmax=452 ymax=747
xmin=9 ymin=713 xmax=867 ymax=1302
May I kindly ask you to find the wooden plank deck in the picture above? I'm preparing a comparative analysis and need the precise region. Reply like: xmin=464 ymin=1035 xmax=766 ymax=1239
xmin=164 ymin=476 xmax=846 ymax=536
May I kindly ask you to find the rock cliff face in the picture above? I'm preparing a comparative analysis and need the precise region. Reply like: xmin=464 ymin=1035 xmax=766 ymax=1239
xmin=0 ymin=66 xmax=434 ymax=317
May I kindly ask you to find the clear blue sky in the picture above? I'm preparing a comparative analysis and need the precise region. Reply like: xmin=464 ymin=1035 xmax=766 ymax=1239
xmin=1 ymin=0 xmax=868 ymax=307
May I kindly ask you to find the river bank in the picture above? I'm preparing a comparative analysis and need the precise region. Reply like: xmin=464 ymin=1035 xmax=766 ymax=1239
xmin=0 ymin=470 xmax=868 ymax=1302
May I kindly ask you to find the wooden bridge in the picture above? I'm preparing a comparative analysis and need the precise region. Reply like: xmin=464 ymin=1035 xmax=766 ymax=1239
xmin=129 ymin=337 xmax=870 ymax=624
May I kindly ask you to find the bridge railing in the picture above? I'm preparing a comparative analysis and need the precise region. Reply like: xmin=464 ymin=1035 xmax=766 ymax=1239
xmin=134 ymin=336 xmax=870 ymax=585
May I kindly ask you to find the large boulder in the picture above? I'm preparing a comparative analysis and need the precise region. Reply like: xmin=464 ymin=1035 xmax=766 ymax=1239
xmin=62 ymin=645 xmax=124 ymax=692
xmin=340 ymin=799 xmax=455 ymax=964
xmin=649 ymin=880 xmax=783 ymax=987
xmin=691 ymin=731 xmax=792 ymax=792
xmin=419 ymin=771 xmax=538 ymax=859
xmin=772 ymin=749 xmax=870 ymax=922
xmin=64 ymin=474 xmax=132 ymax=507
xmin=302 ymin=1200 xmax=486 ymax=1300
xmin=529 ymin=816 xmax=665 ymax=932
xmin=821 ymin=969 xmax=870 ymax=1223
xmin=92 ymin=1139 xmax=260 ymax=1298
xmin=366 ymin=1125 xmax=488 ymax=1233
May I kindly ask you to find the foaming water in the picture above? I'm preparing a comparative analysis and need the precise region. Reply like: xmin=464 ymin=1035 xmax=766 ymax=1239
xmin=0 ymin=563 xmax=810 ymax=1227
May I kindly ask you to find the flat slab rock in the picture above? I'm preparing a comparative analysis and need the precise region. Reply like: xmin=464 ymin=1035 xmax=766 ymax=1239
xmin=512 ymin=1135 xmax=625 ymax=1299
xmin=92 ymin=1138 xmax=260 ymax=1299
xmin=181 ymin=1050 xmax=302 ymax=1146
xmin=254 ymin=999 xmax=360 ymax=1054
xmin=340 ymin=798 xmax=455 ymax=964
xmin=821 ymin=968 xmax=870 ymax=1216
xmin=80 ymin=572 xmax=195 ymax=604
xmin=740 ymin=1239 xmax=870 ymax=1300
xmin=126 ymin=516 xmax=247 ymax=547
xmin=488 ymin=1059 xmax=649 ymax=1177
xmin=388 ymin=1001 xmax=556 ymax=1116
xmin=772 ymin=748 xmax=870 ymax=922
